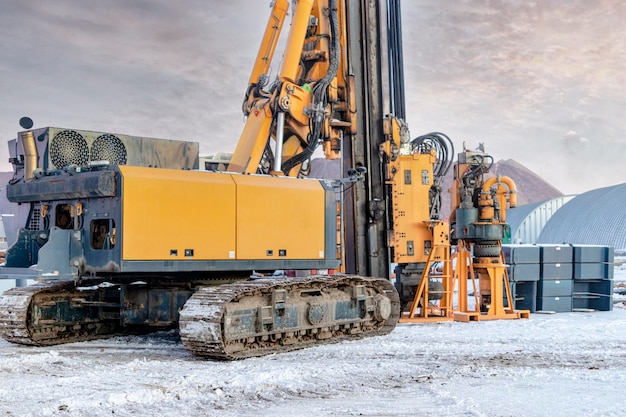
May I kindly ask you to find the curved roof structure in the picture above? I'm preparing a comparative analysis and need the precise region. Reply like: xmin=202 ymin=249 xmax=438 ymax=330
xmin=507 ymin=201 xmax=544 ymax=244
xmin=537 ymin=183 xmax=626 ymax=250
xmin=506 ymin=196 xmax=575 ymax=244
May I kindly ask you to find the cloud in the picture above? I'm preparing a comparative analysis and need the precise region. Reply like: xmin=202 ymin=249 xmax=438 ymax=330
xmin=0 ymin=0 xmax=270 ymax=163
xmin=402 ymin=0 xmax=626 ymax=193
xmin=2 ymin=1 xmax=626 ymax=194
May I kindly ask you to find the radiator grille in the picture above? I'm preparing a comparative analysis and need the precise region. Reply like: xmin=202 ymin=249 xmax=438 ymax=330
xmin=91 ymin=134 xmax=127 ymax=165
xmin=50 ymin=130 xmax=89 ymax=169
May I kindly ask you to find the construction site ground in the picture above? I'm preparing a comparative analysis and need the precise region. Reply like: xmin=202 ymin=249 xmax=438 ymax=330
xmin=0 ymin=264 xmax=624 ymax=417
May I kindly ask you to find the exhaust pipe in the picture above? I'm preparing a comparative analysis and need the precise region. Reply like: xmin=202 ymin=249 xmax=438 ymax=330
xmin=19 ymin=117 xmax=38 ymax=181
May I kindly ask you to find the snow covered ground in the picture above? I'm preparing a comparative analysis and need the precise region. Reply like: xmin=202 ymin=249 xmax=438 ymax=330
xmin=1 ymin=266 xmax=625 ymax=417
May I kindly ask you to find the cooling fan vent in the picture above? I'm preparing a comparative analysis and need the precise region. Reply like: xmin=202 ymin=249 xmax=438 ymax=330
xmin=50 ymin=130 xmax=89 ymax=169
xmin=90 ymin=134 xmax=127 ymax=165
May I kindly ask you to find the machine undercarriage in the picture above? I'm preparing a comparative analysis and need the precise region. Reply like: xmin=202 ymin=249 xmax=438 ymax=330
xmin=0 ymin=275 xmax=399 ymax=359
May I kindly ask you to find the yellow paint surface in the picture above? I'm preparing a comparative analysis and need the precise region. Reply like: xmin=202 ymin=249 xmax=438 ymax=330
xmin=233 ymin=175 xmax=326 ymax=260
xmin=120 ymin=167 xmax=327 ymax=262
xmin=121 ymin=166 xmax=236 ymax=260
xmin=391 ymin=153 xmax=436 ymax=263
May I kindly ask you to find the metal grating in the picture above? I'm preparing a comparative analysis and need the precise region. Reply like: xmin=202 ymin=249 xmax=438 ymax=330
xmin=90 ymin=134 xmax=127 ymax=165
xmin=27 ymin=208 xmax=41 ymax=231
xmin=50 ymin=130 xmax=89 ymax=169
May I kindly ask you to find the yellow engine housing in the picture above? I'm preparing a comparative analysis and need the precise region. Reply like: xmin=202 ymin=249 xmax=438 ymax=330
xmin=120 ymin=166 xmax=335 ymax=266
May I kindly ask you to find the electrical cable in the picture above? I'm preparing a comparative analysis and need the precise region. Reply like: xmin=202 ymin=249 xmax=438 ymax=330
xmin=410 ymin=132 xmax=454 ymax=180
xmin=410 ymin=132 xmax=455 ymax=220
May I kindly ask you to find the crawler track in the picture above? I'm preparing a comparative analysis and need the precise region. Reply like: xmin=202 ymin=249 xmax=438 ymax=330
xmin=0 ymin=281 xmax=120 ymax=346
xmin=179 ymin=275 xmax=400 ymax=360
xmin=0 ymin=275 xmax=400 ymax=359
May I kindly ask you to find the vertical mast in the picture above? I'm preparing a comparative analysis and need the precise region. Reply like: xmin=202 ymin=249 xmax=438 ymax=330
xmin=342 ymin=0 xmax=406 ymax=278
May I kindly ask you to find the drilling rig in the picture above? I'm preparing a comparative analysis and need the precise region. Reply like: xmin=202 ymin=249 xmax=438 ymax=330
xmin=0 ymin=1 xmax=527 ymax=359
xmin=0 ymin=1 xmax=406 ymax=359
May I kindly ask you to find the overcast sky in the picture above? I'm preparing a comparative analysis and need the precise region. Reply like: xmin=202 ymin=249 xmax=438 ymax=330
xmin=2 ymin=0 xmax=626 ymax=194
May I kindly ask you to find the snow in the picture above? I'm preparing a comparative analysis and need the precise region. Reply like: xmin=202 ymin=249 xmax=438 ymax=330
xmin=2 ymin=310 xmax=626 ymax=417
xmin=1 ymin=267 xmax=625 ymax=416
xmin=179 ymin=319 xmax=221 ymax=343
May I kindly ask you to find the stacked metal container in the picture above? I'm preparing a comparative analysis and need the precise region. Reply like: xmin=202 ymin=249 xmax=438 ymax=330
xmin=502 ymin=245 xmax=541 ymax=312
xmin=503 ymin=244 xmax=614 ymax=313
xmin=572 ymin=245 xmax=614 ymax=311
xmin=537 ymin=245 xmax=574 ymax=312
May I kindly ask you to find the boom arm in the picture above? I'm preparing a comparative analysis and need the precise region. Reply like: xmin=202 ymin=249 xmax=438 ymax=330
xmin=227 ymin=1 xmax=414 ymax=281
xmin=228 ymin=0 xmax=350 ymax=177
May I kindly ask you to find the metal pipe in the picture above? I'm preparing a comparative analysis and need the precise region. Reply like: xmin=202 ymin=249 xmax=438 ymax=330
xmin=278 ymin=0 xmax=315 ymax=83
xmin=20 ymin=131 xmax=38 ymax=181
xmin=339 ymin=131 xmax=345 ymax=272
xmin=482 ymin=175 xmax=518 ymax=207
xmin=273 ymin=112 xmax=286 ymax=173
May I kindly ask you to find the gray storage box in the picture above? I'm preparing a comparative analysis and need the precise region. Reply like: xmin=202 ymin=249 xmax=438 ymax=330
xmin=538 ymin=279 xmax=573 ymax=297
xmin=573 ymin=280 xmax=613 ymax=311
xmin=508 ymin=263 xmax=540 ymax=282
xmin=537 ymin=296 xmax=573 ymax=312
xmin=540 ymin=245 xmax=573 ymax=263
xmin=540 ymin=263 xmax=573 ymax=280
xmin=502 ymin=244 xmax=540 ymax=264
xmin=511 ymin=281 xmax=537 ymax=312
xmin=572 ymin=245 xmax=614 ymax=263
xmin=573 ymin=263 xmax=614 ymax=280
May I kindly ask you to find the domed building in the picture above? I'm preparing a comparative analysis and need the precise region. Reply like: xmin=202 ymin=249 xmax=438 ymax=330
xmin=507 ymin=183 xmax=626 ymax=251
xmin=536 ymin=183 xmax=626 ymax=251
xmin=506 ymin=196 xmax=574 ymax=245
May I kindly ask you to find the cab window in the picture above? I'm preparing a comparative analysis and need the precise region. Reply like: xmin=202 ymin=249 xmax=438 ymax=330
xmin=91 ymin=219 xmax=116 ymax=250
xmin=55 ymin=204 xmax=75 ymax=229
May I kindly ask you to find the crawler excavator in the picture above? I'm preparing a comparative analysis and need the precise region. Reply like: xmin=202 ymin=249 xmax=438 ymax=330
xmin=0 ymin=0 xmax=415 ymax=359
xmin=0 ymin=0 xmax=529 ymax=359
